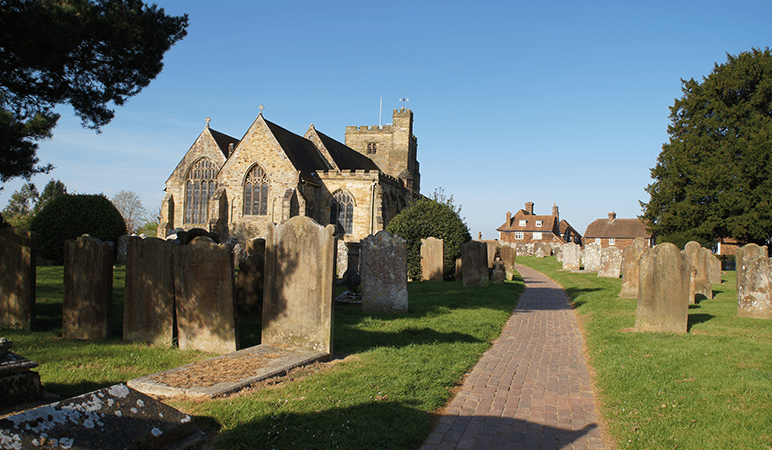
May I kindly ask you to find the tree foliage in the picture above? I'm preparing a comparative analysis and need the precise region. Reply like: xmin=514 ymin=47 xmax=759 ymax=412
xmin=1 ymin=179 xmax=67 ymax=229
xmin=386 ymin=195 xmax=472 ymax=280
xmin=111 ymin=189 xmax=147 ymax=234
xmin=29 ymin=193 xmax=126 ymax=263
xmin=641 ymin=48 xmax=772 ymax=249
xmin=0 ymin=0 xmax=188 ymax=183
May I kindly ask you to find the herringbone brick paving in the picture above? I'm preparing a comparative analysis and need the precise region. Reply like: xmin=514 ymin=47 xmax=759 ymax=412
xmin=421 ymin=264 xmax=607 ymax=450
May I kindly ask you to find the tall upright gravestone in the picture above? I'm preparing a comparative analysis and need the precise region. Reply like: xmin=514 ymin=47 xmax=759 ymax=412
xmin=0 ymin=226 xmax=36 ymax=330
xmin=420 ymin=237 xmax=444 ymax=281
xmin=582 ymin=243 xmax=601 ymax=272
xmin=683 ymin=241 xmax=713 ymax=301
xmin=561 ymin=242 xmax=581 ymax=271
xmin=174 ymin=237 xmax=238 ymax=353
xmin=619 ymin=237 xmax=647 ymax=298
xmin=63 ymin=235 xmax=114 ymax=340
xmin=461 ymin=241 xmax=489 ymax=287
xmin=635 ymin=243 xmax=691 ymax=333
xmin=262 ymin=217 xmax=336 ymax=354
xmin=124 ymin=236 xmax=176 ymax=345
xmin=598 ymin=246 xmax=623 ymax=278
xmin=737 ymin=244 xmax=772 ymax=319
xmin=236 ymin=237 xmax=266 ymax=322
xmin=499 ymin=245 xmax=516 ymax=280
xmin=736 ymin=243 xmax=768 ymax=298
xmin=360 ymin=231 xmax=408 ymax=314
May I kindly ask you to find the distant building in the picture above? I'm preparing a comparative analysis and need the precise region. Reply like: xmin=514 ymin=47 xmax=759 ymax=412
xmin=715 ymin=237 xmax=742 ymax=256
xmin=583 ymin=212 xmax=653 ymax=249
xmin=497 ymin=202 xmax=582 ymax=245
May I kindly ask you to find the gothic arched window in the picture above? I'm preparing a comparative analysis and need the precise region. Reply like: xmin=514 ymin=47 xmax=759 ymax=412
xmin=184 ymin=158 xmax=217 ymax=224
xmin=330 ymin=190 xmax=354 ymax=236
xmin=243 ymin=164 xmax=269 ymax=216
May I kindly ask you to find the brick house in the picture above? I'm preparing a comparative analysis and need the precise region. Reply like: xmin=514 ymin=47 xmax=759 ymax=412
xmin=159 ymin=108 xmax=419 ymax=243
xmin=583 ymin=212 xmax=653 ymax=249
xmin=497 ymin=202 xmax=582 ymax=245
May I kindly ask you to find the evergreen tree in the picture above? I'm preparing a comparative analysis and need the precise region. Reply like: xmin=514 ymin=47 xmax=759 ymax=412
xmin=641 ymin=48 xmax=772 ymax=248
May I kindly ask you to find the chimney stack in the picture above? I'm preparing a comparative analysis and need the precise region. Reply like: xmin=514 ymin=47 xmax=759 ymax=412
xmin=552 ymin=203 xmax=559 ymax=221
xmin=608 ymin=211 xmax=616 ymax=222
xmin=525 ymin=202 xmax=534 ymax=215
xmin=506 ymin=211 xmax=511 ymax=227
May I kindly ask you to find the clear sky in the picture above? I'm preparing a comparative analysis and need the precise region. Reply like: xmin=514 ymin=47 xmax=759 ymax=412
xmin=1 ymin=0 xmax=769 ymax=238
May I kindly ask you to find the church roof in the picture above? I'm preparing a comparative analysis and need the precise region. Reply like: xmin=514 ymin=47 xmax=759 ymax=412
xmin=209 ymin=128 xmax=239 ymax=157
xmin=263 ymin=118 xmax=331 ymax=182
xmin=314 ymin=129 xmax=379 ymax=171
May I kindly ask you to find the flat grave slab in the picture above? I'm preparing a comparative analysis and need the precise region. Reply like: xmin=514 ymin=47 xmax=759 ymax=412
xmin=128 ymin=344 xmax=328 ymax=398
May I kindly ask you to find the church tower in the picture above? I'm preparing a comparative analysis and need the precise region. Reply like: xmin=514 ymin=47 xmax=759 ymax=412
xmin=345 ymin=108 xmax=420 ymax=194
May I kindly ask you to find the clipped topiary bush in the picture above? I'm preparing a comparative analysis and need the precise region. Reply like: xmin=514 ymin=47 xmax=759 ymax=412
xmin=29 ymin=194 xmax=127 ymax=263
xmin=386 ymin=197 xmax=471 ymax=280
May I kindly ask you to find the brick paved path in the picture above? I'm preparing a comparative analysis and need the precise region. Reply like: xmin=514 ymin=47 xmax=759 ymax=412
xmin=421 ymin=264 xmax=607 ymax=450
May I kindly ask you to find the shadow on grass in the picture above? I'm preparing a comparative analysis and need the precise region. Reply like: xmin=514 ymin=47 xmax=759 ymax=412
xmin=687 ymin=313 xmax=715 ymax=331
xmin=212 ymin=402 xmax=599 ymax=450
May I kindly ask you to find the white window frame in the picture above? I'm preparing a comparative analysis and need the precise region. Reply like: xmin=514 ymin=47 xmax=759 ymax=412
xmin=609 ymin=238 xmax=616 ymax=246
xmin=533 ymin=232 xmax=543 ymax=240
xmin=514 ymin=232 xmax=524 ymax=240
xmin=519 ymin=220 xmax=527 ymax=227
xmin=595 ymin=238 xmax=601 ymax=245
xmin=535 ymin=220 xmax=543 ymax=227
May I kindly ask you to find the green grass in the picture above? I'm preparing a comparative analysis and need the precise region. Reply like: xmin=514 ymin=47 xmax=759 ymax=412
xmin=517 ymin=256 xmax=772 ymax=450
xmin=3 ymin=266 xmax=525 ymax=449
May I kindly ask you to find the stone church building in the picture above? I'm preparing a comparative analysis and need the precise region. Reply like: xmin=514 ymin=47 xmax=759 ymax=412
xmin=158 ymin=108 xmax=420 ymax=243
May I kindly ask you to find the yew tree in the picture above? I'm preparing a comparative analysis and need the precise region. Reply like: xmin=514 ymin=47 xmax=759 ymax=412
xmin=641 ymin=48 xmax=772 ymax=249
xmin=0 ymin=0 xmax=188 ymax=183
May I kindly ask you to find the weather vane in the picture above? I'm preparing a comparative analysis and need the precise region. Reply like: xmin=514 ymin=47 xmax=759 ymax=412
xmin=259 ymin=104 xmax=264 ymax=115
xmin=399 ymin=92 xmax=409 ymax=109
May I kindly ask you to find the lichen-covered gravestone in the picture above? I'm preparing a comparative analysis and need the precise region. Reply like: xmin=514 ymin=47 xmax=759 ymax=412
xmin=582 ymin=243 xmax=601 ymax=272
xmin=635 ymin=243 xmax=691 ymax=333
xmin=736 ymin=243 xmax=768 ymax=300
xmin=0 ymin=226 xmax=36 ymax=330
xmin=491 ymin=259 xmax=506 ymax=284
xmin=461 ymin=241 xmax=489 ymax=287
xmin=420 ymin=237 xmax=444 ymax=281
xmin=736 ymin=250 xmax=772 ymax=319
xmin=683 ymin=241 xmax=713 ymax=301
xmin=123 ymin=236 xmax=176 ymax=346
xmin=63 ymin=235 xmax=114 ymax=340
xmin=360 ymin=231 xmax=408 ymax=314
xmin=619 ymin=237 xmax=647 ymax=298
xmin=236 ymin=238 xmax=266 ymax=323
xmin=262 ymin=217 xmax=336 ymax=354
xmin=707 ymin=251 xmax=722 ymax=285
xmin=561 ymin=242 xmax=581 ymax=271
xmin=174 ymin=237 xmax=238 ymax=354
xmin=598 ymin=246 xmax=623 ymax=278
xmin=499 ymin=245 xmax=516 ymax=280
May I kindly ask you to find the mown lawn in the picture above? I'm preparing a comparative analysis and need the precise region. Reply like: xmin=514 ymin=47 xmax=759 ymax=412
xmin=3 ymin=266 xmax=525 ymax=449
xmin=517 ymin=255 xmax=772 ymax=450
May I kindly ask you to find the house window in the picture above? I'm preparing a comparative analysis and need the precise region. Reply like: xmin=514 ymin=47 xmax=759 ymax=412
xmin=514 ymin=232 xmax=524 ymax=240
xmin=595 ymin=238 xmax=601 ymax=245
xmin=519 ymin=220 xmax=527 ymax=227
xmin=535 ymin=220 xmax=543 ymax=227
xmin=184 ymin=158 xmax=217 ymax=224
xmin=330 ymin=190 xmax=354 ymax=236
xmin=609 ymin=238 xmax=616 ymax=246
xmin=366 ymin=142 xmax=377 ymax=155
xmin=243 ymin=164 xmax=270 ymax=216
xmin=533 ymin=232 xmax=543 ymax=240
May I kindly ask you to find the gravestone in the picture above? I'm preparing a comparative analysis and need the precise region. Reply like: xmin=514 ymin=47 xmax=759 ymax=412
xmin=0 ymin=384 xmax=201 ymax=450
xmin=534 ymin=242 xmax=551 ymax=258
xmin=116 ymin=235 xmax=130 ymax=264
xmin=461 ymin=241 xmax=489 ymax=287
xmin=683 ymin=241 xmax=712 ymax=301
xmin=737 ymin=251 xmax=772 ymax=319
xmin=619 ymin=237 xmax=647 ymax=298
xmin=554 ymin=244 xmax=563 ymax=262
xmin=263 ymin=217 xmax=336 ymax=354
xmin=63 ymin=235 xmax=114 ymax=340
xmin=484 ymin=241 xmax=500 ymax=270
xmin=236 ymin=238 xmax=266 ymax=322
xmin=598 ymin=246 xmax=623 ymax=278
xmin=174 ymin=237 xmax=238 ymax=354
xmin=514 ymin=242 xmax=528 ymax=256
xmin=337 ymin=242 xmax=362 ymax=304
xmin=360 ymin=231 xmax=408 ymax=314
xmin=491 ymin=260 xmax=506 ymax=284
xmin=455 ymin=257 xmax=462 ymax=281
xmin=635 ymin=243 xmax=691 ymax=333
xmin=499 ymin=245 xmax=516 ymax=280
xmin=736 ymin=243 xmax=768 ymax=298
xmin=124 ymin=236 xmax=176 ymax=346
xmin=582 ymin=243 xmax=601 ymax=272
xmin=336 ymin=239 xmax=348 ymax=279
xmin=0 ymin=226 xmax=36 ymax=330
xmin=561 ymin=242 xmax=582 ymax=271
xmin=0 ymin=338 xmax=43 ymax=406
xmin=707 ymin=251 xmax=722 ymax=285
xmin=420 ymin=237 xmax=444 ymax=281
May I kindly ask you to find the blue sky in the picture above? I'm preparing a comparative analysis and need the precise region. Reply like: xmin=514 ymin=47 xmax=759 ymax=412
xmin=1 ymin=0 xmax=770 ymax=238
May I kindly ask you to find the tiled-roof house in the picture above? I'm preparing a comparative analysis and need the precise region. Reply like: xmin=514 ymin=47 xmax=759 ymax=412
xmin=583 ymin=212 xmax=653 ymax=249
xmin=159 ymin=108 xmax=419 ymax=243
xmin=497 ymin=202 xmax=582 ymax=245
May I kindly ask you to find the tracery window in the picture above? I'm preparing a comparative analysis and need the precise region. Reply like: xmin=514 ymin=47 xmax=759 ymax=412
xmin=330 ymin=190 xmax=354 ymax=236
xmin=366 ymin=142 xmax=377 ymax=154
xmin=243 ymin=164 xmax=270 ymax=216
xmin=184 ymin=158 xmax=217 ymax=224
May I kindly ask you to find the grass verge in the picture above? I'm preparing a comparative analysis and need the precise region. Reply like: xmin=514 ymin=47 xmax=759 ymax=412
xmin=517 ymin=255 xmax=772 ymax=450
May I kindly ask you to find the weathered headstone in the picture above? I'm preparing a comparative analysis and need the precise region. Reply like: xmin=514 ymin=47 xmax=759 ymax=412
xmin=263 ymin=217 xmax=336 ymax=354
xmin=736 ymin=243 xmax=768 ymax=298
xmin=737 ymin=251 xmax=772 ymax=319
xmin=598 ymin=246 xmax=623 ymax=278
xmin=455 ymin=257 xmax=463 ymax=281
xmin=534 ymin=242 xmax=551 ymax=258
xmin=582 ymin=242 xmax=601 ymax=272
xmin=683 ymin=241 xmax=712 ymax=301
xmin=336 ymin=239 xmax=348 ymax=279
xmin=0 ymin=226 xmax=36 ymax=330
xmin=0 ymin=384 xmax=201 ymax=450
xmin=491 ymin=260 xmax=506 ymax=284
xmin=514 ymin=242 xmax=528 ymax=256
xmin=124 ymin=236 xmax=176 ymax=346
xmin=420 ymin=237 xmax=444 ymax=281
xmin=461 ymin=241 xmax=489 ymax=287
xmin=484 ymin=241 xmax=500 ymax=270
xmin=174 ymin=237 xmax=238 ymax=354
xmin=561 ymin=242 xmax=582 ymax=271
xmin=635 ymin=243 xmax=691 ymax=333
xmin=235 ymin=238 xmax=265 ymax=322
xmin=619 ymin=237 xmax=647 ymax=298
xmin=337 ymin=242 xmax=362 ymax=304
xmin=360 ymin=231 xmax=408 ymax=314
xmin=499 ymin=245 xmax=516 ymax=280
xmin=63 ymin=235 xmax=114 ymax=340
xmin=116 ymin=234 xmax=130 ymax=265
xmin=707 ymin=251 xmax=722 ymax=285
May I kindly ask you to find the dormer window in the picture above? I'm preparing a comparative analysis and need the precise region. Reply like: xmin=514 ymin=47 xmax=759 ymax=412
xmin=519 ymin=220 xmax=527 ymax=227
xmin=535 ymin=220 xmax=543 ymax=227
xmin=367 ymin=142 xmax=377 ymax=154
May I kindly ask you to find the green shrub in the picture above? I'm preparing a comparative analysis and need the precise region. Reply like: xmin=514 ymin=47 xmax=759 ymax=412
xmin=29 ymin=194 xmax=127 ymax=263
xmin=386 ymin=197 xmax=471 ymax=280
